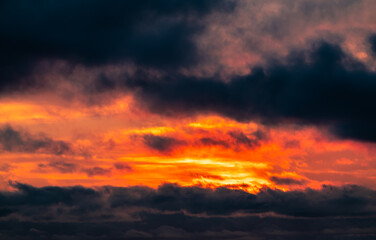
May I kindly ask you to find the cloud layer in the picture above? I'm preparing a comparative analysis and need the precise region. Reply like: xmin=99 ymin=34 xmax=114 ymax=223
xmin=0 ymin=182 xmax=375 ymax=239
xmin=1 ymin=1 xmax=376 ymax=238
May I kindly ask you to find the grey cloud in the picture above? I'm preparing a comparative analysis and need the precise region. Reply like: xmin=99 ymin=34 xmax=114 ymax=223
xmin=269 ymin=176 xmax=306 ymax=186
xmin=128 ymin=42 xmax=376 ymax=142
xmin=37 ymin=162 xmax=132 ymax=176
xmin=0 ymin=0 xmax=234 ymax=94
xmin=1 ymin=182 xmax=375 ymax=219
xmin=142 ymin=134 xmax=184 ymax=153
xmin=38 ymin=161 xmax=78 ymax=174
xmin=0 ymin=125 xmax=71 ymax=155
xmin=0 ymin=182 xmax=376 ymax=239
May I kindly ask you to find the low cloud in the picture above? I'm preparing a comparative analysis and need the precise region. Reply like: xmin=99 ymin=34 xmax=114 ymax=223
xmin=0 ymin=182 xmax=375 ymax=239
xmin=2 ymin=182 xmax=375 ymax=218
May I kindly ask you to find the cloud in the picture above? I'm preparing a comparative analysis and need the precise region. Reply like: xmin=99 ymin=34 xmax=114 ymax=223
xmin=129 ymin=41 xmax=376 ymax=142
xmin=142 ymin=134 xmax=183 ymax=153
xmin=2 ymin=182 xmax=375 ymax=218
xmin=0 ymin=125 xmax=71 ymax=155
xmin=370 ymin=34 xmax=376 ymax=56
xmin=197 ymin=0 xmax=376 ymax=75
xmin=228 ymin=130 xmax=264 ymax=148
xmin=0 ymin=183 xmax=375 ymax=239
xmin=114 ymin=162 xmax=133 ymax=171
xmin=199 ymin=137 xmax=230 ymax=148
xmin=198 ymin=130 xmax=265 ymax=150
xmin=38 ymin=161 xmax=77 ymax=174
xmin=0 ymin=0 xmax=234 ymax=94
xmin=81 ymin=167 xmax=113 ymax=177
xmin=269 ymin=176 xmax=306 ymax=186
xmin=37 ymin=161 xmax=132 ymax=176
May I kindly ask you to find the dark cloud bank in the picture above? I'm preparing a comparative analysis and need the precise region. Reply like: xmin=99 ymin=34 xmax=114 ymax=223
xmin=2 ymin=0 xmax=376 ymax=143
xmin=0 ymin=0 xmax=233 ymax=93
xmin=0 ymin=182 xmax=375 ymax=239
xmin=129 ymin=41 xmax=376 ymax=142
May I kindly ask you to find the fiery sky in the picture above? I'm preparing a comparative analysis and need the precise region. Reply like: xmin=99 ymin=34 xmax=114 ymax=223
xmin=1 ymin=0 xmax=376 ymax=239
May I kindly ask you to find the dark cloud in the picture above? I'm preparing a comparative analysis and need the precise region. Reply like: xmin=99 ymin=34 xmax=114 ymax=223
xmin=140 ymin=130 xmax=265 ymax=152
xmin=0 ymin=183 xmax=376 ymax=239
xmin=228 ymin=130 xmax=264 ymax=148
xmin=129 ymin=41 xmax=376 ymax=142
xmin=198 ymin=130 xmax=265 ymax=149
xmin=37 ymin=162 xmax=132 ymax=176
xmin=199 ymin=137 xmax=230 ymax=148
xmin=114 ymin=162 xmax=132 ymax=171
xmin=0 ymin=125 xmax=71 ymax=155
xmin=142 ymin=134 xmax=183 ymax=153
xmin=2 ymin=182 xmax=375 ymax=218
xmin=109 ymin=183 xmax=376 ymax=217
xmin=38 ymin=161 xmax=77 ymax=174
xmin=269 ymin=176 xmax=306 ymax=186
xmin=81 ymin=167 xmax=113 ymax=177
xmin=4 ymin=181 xmax=100 ymax=207
xmin=0 ymin=0 xmax=233 ymax=93
xmin=0 ymin=217 xmax=375 ymax=240
xmin=370 ymin=34 xmax=376 ymax=56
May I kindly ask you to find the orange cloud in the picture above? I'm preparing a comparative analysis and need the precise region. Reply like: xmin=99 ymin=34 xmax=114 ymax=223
xmin=1 ymin=94 xmax=376 ymax=193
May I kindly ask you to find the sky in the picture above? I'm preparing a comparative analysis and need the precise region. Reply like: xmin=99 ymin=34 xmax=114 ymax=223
xmin=1 ymin=0 xmax=376 ymax=239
